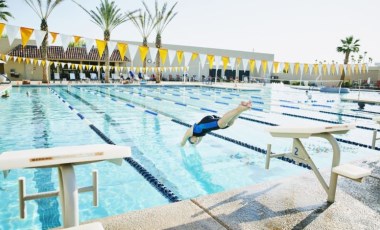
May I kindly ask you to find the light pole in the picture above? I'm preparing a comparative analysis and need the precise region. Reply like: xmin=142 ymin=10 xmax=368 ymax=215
xmin=251 ymin=48 xmax=255 ymax=83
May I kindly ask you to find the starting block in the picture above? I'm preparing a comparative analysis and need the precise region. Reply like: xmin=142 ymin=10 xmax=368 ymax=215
xmin=265 ymin=123 xmax=372 ymax=203
xmin=0 ymin=144 xmax=131 ymax=228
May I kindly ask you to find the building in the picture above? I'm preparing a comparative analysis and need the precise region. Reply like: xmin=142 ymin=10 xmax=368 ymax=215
xmin=0 ymin=38 xmax=127 ymax=81
xmin=0 ymin=38 xmax=273 ymax=82
xmin=1 ymin=37 xmax=378 ymax=85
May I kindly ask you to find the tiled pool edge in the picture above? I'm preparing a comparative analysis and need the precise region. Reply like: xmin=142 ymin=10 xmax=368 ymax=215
xmin=88 ymin=155 xmax=380 ymax=230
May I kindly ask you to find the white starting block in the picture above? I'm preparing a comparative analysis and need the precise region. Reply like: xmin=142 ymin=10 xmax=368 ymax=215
xmin=372 ymin=116 xmax=380 ymax=149
xmin=0 ymin=144 xmax=131 ymax=228
xmin=266 ymin=123 xmax=372 ymax=203
xmin=341 ymin=96 xmax=380 ymax=109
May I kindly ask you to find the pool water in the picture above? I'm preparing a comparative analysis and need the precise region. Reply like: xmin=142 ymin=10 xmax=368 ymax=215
xmin=0 ymin=85 xmax=379 ymax=229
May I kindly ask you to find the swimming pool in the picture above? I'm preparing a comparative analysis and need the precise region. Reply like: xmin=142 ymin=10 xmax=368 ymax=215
xmin=0 ymin=84 xmax=379 ymax=229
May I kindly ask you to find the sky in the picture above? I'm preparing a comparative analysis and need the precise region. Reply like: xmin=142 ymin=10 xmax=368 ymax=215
xmin=4 ymin=0 xmax=380 ymax=64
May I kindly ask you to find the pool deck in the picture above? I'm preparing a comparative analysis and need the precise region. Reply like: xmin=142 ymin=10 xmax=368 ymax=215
xmin=87 ymin=156 xmax=380 ymax=230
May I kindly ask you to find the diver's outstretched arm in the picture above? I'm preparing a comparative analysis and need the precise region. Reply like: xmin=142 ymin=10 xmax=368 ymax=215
xmin=180 ymin=126 xmax=193 ymax=146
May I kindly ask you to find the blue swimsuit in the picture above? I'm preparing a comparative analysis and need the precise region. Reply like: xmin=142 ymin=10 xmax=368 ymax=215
xmin=192 ymin=115 xmax=227 ymax=137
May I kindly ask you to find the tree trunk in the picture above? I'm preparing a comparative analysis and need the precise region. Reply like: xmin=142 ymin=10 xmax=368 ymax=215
xmin=104 ymin=47 xmax=110 ymax=83
xmin=340 ymin=52 xmax=350 ymax=83
xmin=143 ymin=37 xmax=148 ymax=76
xmin=104 ymin=30 xmax=110 ymax=83
xmin=40 ymin=19 xmax=49 ymax=83
xmin=155 ymin=33 xmax=161 ymax=83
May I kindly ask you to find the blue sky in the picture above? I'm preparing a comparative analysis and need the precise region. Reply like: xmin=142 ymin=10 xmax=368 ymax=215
xmin=5 ymin=0 xmax=379 ymax=63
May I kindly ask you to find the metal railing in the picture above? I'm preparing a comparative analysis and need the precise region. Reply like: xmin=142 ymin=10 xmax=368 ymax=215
xmin=0 ymin=74 xmax=11 ymax=84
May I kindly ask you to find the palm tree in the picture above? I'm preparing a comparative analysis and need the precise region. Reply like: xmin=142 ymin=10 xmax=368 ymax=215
xmin=0 ymin=0 xmax=12 ymax=21
xmin=351 ymin=55 xmax=355 ymax=63
xmin=24 ymin=0 xmax=66 ymax=83
xmin=152 ymin=0 xmax=178 ymax=83
xmin=358 ymin=55 xmax=363 ymax=64
xmin=73 ymin=0 xmax=137 ymax=83
xmin=336 ymin=35 xmax=360 ymax=83
xmin=127 ymin=3 xmax=156 ymax=72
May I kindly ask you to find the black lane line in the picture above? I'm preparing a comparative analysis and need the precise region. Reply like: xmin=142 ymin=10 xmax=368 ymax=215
xmin=60 ymin=88 xmax=181 ymax=202
xmin=352 ymin=109 xmax=380 ymax=115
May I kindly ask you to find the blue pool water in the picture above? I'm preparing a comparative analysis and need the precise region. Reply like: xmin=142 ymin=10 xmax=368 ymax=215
xmin=0 ymin=85 xmax=379 ymax=229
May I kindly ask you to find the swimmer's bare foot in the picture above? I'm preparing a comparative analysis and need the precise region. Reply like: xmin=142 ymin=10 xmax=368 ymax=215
xmin=239 ymin=101 xmax=252 ymax=111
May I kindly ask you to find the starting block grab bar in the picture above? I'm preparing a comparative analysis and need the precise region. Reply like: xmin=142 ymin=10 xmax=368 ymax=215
xmin=18 ymin=170 xmax=98 ymax=219
xmin=265 ymin=143 xmax=313 ymax=170
xmin=372 ymin=130 xmax=380 ymax=149
xmin=372 ymin=117 xmax=380 ymax=149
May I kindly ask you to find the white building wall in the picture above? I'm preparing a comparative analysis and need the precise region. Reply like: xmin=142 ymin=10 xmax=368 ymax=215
xmin=120 ymin=41 xmax=274 ymax=80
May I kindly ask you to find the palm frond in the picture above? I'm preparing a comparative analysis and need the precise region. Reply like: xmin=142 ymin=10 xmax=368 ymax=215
xmin=153 ymin=1 xmax=178 ymax=34
xmin=337 ymin=35 xmax=361 ymax=57
xmin=37 ymin=0 xmax=44 ymax=18
xmin=128 ymin=11 xmax=143 ymax=35
xmin=90 ymin=9 xmax=106 ymax=30
xmin=142 ymin=1 xmax=153 ymax=19
xmin=23 ymin=0 xmax=65 ymax=19
xmin=74 ymin=0 xmax=135 ymax=34
xmin=23 ymin=0 xmax=43 ymax=18
xmin=0 ymin=12 xmax=12 ymax=21
xmin=47 ymin=0 xmax=64 ymax=18
xmin=161 ymin=11 xmax=177 ymax=32
xmin=128 ymin=4 xmax=155 ymax=39
xmin=45 ymin=0 xmax=51 ymax=17
xmin=0 ymin=0 xmax=13 ymax=21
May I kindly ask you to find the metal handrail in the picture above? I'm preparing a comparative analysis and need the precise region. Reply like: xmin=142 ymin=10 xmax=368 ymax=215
xmin=0 ymin=74 xmax=11 ymax=84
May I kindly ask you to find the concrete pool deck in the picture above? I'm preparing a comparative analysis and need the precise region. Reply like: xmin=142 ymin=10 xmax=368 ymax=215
xmin=89 ymin=156 xmax=380 ymax=230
